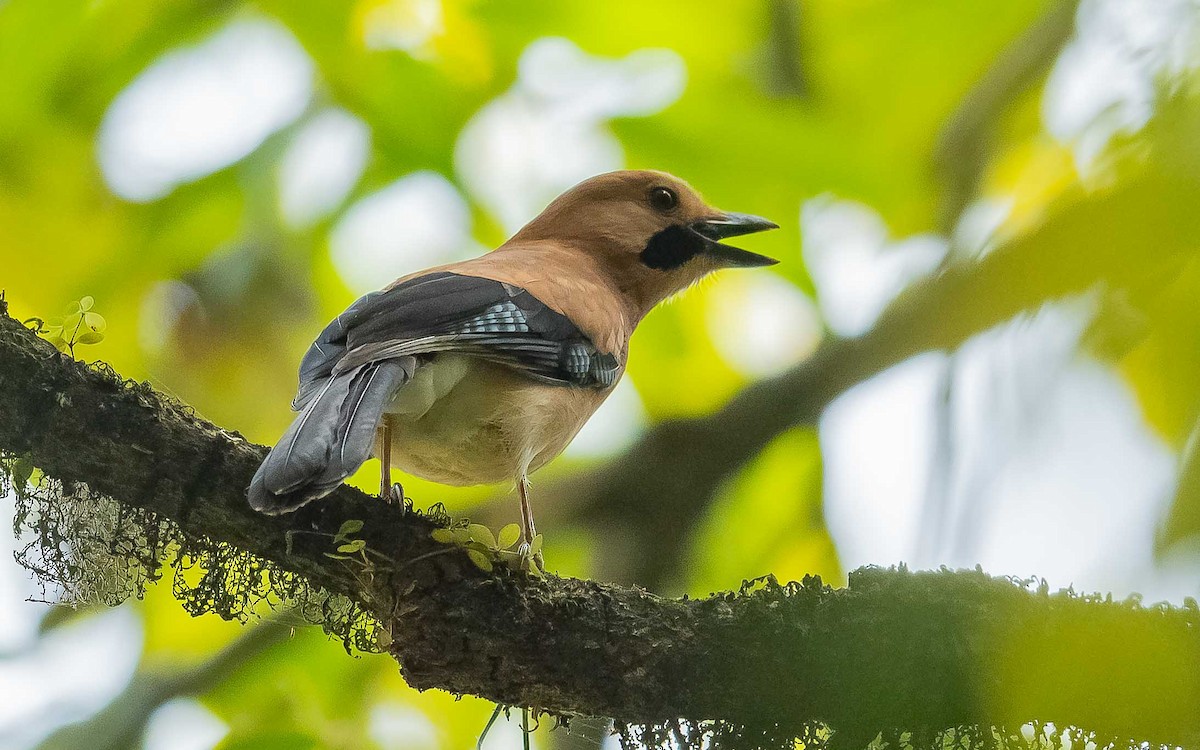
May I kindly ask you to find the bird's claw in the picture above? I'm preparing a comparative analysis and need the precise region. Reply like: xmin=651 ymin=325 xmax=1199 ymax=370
xmin=517 ymin=537 xmax=545 ymax=576
xmin=386 ymin=483 xmax=407 ymax=515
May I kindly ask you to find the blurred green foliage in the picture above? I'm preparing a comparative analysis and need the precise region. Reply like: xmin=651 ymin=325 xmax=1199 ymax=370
xmin=5 ymin=0 xmax=1200 ymax=747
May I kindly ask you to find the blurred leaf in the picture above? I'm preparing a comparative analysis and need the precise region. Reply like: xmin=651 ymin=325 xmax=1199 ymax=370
xmin=260 ymin=0 xmax=494 ymax=174
xmin=37 ymin=604 xmax=91 ymax=634
xmin=1116 ymin=255 xmax=1200 ymax=444
xmin=218 ymin=731 xmax=320 ymax=750
xmin=202 ymin=627 xmax=385 ymax=743
xmin=687 ymin=428 xmax=835 ymax=592
xmin=630 ymin=292 xmax=745 ymax=419
xmin=1158 ymin=416 xmax=1200 ymax=554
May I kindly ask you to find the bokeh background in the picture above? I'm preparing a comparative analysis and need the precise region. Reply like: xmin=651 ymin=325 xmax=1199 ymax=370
xmin=4 ymin=0 xmax=1200 ymax=747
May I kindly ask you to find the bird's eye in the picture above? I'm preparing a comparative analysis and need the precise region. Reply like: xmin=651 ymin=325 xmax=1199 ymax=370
xmin=649 ymin=186 xmax=678 ymax=212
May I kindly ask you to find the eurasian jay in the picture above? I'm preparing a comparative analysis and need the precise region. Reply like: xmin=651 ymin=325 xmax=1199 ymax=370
xmin=248 ymin=170 xmax=777 ymax=552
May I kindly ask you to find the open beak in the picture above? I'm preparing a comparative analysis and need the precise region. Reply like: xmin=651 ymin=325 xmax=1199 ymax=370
xmin=690 ymin=212 xmax=780 ymax=268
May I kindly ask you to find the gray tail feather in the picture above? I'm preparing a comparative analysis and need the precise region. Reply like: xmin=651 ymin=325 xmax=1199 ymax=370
xmin=248 ymin=357 xmax=416 ymax=514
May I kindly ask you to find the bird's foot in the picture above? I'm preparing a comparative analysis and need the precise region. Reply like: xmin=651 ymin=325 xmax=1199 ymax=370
xmin=385 ymin=483 xmax=408 ymax=515
xmin=517 ymin=535 xmax=545 ymax=576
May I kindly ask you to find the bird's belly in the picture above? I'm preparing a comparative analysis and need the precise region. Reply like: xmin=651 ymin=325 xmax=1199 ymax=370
xmin=389 ymin=415 xmax=514 ymax=487
xmin=380 ymin=355 xmax=609 ymax=487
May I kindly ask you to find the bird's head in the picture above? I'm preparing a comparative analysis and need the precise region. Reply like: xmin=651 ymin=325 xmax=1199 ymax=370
xmin=510 ymin=170 xmax=778 ymax=313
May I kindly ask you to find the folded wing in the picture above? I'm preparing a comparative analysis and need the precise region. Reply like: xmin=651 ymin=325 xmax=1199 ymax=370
xmin=248 ymin=271 xmax=620 ymax=514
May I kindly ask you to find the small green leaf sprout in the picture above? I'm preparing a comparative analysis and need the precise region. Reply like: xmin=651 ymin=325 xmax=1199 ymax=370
xmin=325 ymin=519 xmax=368 ymax=560
xmin=25 ymin=296 xmax=107 ymax=357
xmin=431 ymin=521 xmax=544 ymax=576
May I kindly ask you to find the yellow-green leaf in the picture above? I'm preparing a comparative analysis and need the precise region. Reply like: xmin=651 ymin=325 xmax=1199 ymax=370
xmin=468 ymin=523 xmax=496 ymax=549
xmin=497 ymin=523 xmax=521 ymax=550
xmin=466 ymin=549 xmax=492 ymax=572
xmin=430 ymin=528 xmax=456 ymax=544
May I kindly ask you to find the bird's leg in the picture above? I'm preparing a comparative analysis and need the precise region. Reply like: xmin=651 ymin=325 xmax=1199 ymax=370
xmin=518 ymin=474 xmax=536 ymax=545
xmin=380 ymin=417 xmax=406 ymax=513
xmin=518 ymin=475 xmax=543 ymax=568
xmin=379 ymin=417 xmax=393 ymax=499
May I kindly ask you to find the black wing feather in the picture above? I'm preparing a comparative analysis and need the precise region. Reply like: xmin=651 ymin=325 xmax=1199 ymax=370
xmin=250 ymin=271 xmax=619 ymax=515
xmin=295 ymin=271 xmax=617 ymax=405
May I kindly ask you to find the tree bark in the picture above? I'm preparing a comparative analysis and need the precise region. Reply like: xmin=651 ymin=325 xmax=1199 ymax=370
xmin=2 ymin=296 xmax=1199 ymax=748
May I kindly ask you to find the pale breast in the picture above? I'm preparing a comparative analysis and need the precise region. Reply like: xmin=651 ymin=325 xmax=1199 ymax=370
xmin=379 ymin=355 xmax=615 ymax=487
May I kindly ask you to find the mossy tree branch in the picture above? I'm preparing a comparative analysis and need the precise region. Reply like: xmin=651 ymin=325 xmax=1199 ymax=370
xmin=1 ymin=295 xmax=1199 ymax=748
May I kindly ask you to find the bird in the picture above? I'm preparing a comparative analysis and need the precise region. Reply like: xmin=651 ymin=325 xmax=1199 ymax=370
xmin=247 ymin=169 xmax=778 ymax=556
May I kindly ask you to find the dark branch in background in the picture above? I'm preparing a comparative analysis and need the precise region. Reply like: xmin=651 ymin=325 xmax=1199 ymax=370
xmin=3 ymin=290 xmax=1200 ymax=748
xmin=921 ymin=0 xmax=1080 ymax=565
xmin=33 ymin=616 xmax=291 ymax=750
xmin=762 ymin=0 xmax=808 ymax=99
xmin=933 ymin=0 xmax=1080 ymax=233
xmin=1159 ymin=416 xmax=1200 ymax=554
xmin=915 ymin=361 xmax=958 ymax=566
